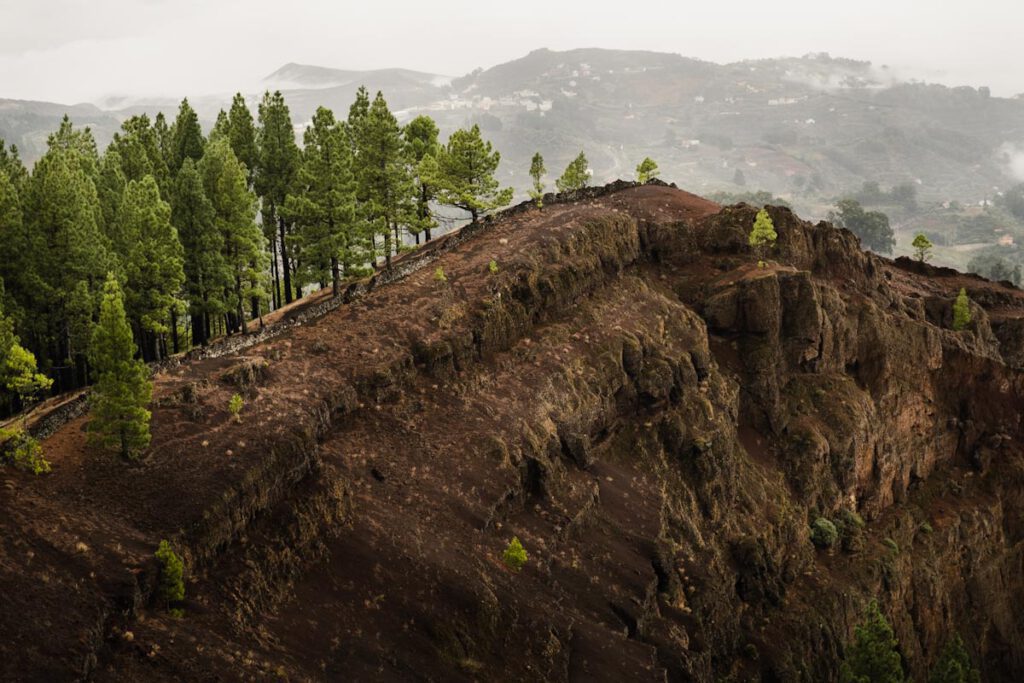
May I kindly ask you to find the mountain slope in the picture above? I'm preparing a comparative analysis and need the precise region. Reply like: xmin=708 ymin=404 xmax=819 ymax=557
xmin=3 ymin=182 xmax=1024 ymax=680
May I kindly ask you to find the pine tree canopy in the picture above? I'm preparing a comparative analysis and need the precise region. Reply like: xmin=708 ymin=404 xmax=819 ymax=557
xmin=636 ymin=157 xmax=659 ymax=183
xmin=428 ymin=124 xmax=512 ymax=222
xmin=556 ymin=152 xmax=590 ymax=193
xmin=255 ymin=90 xmax=300 ymax=213
xmin=169 ymin=98 xmax=206 ymax=174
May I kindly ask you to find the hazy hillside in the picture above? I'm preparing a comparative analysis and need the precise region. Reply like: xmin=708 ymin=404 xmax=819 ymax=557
xmin=3 ymin=47 xmax=1023 ymax=218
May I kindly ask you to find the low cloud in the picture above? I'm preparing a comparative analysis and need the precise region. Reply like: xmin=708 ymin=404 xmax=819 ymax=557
xmin=999 ymin=143 xmax=1024 ymax=182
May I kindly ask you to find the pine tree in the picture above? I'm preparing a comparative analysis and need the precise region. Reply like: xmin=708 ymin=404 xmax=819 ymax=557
xmin=840 ymin=601 xmax=905 ymax=683
xmin=88 ymin=274 xmax=152 ymax=460
xmin=201 ymin=139 xmax=269 ymax=334
xmin=227 ymin=94 xmax=258 ymax=187
xmin=23 ymin=129 xmax=112 ymax=378
xmin=952 ymin=288 xmax=971 ymax=331
xmin=169 ymin=98 xmax=205 ymax=174
xmin=556 ymin=152 xmax=590 ymax=193
xmin=113 ymin=176 xmax=185 ymax=361
xmin=913 ymin=233 xmax=933 ymax=262
xmin=404 ymin=115 xmax=440 ymax=244
xmin=929 ymin=634 xmax=979 ymax=683
xmin=359 ymin=92 xmax=414 ymax=267
xmin=636 ymin=157 xmax=659 ymax=183
xmin=152 ymin=112 xmax=172 ymax=171
xmin=749 ymin=208 xmax=778 ymax=266
xmin=529 ymin=152 xmax=546 ymax=207
xmin=429 ymin=124 xmax=512 ymax=223
xmin=284 ymin=107 xmax=357 ymax=296
xmin=172 ymin=159 xmax=227 ymax=347
xmin=256 ymin=91 xmax=300 ymax=305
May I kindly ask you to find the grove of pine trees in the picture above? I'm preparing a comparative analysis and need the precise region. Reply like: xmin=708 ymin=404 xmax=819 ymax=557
xmin=0 ymin=87 xmax=519 ymax=420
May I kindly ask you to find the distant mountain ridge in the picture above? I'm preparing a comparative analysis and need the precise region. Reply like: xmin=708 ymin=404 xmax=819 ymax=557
xmin=264 ymin=62 xmax=450 ymax=90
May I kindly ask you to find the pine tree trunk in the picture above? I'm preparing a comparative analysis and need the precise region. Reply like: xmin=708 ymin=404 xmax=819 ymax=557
xmin=170 ymin=310 xmax=179 ymax=354
xmin=425 ymin=225 xmax=432 ymax=242
xmin=384 ymin=229 xmax=392 ymax=268
xmin=279 ymin=215 xmax=292 ymax=305
xmin=331 ymin=256 xmax=340 ymax=296
xmin=271 ymin=233 xmax=281 ymax=310
xmin=237 ymin=275 xmax=248 ymax=335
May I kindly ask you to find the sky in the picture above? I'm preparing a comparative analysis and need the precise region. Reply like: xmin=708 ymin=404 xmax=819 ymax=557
xmin=1 ymin=0 xmax=1022 ymax=104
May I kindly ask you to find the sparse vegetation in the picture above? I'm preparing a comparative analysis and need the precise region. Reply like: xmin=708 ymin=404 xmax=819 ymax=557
xmin=155 ymin=539 xmax=185 ymax=607
xmin=503 ymin=536 xmax=528 ymax=571
xmin=836 ymin=509 xmax=866 ymax=553
xmin=840 ymin=601 xmax=905 ymax=683
xmin=434 ymin=266 xmax=448 ymax=284
xmin=952 ymin=288 xmax=971 ymax=331
xmin=810 ymin=517 xmax=839 ymax=548
xmin=228 ymin=393 xmax=243 ymax=422
xmin=883 ymin=537 xmax=900 ymax=554
xmin=488 ymin=260 xmax=499 ymax=274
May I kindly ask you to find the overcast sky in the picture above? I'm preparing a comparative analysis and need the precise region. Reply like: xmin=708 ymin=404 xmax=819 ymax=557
xmin=1 ymin=0 xmax=1021 ymax=104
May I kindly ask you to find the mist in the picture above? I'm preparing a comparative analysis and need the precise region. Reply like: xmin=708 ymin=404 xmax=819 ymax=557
xmin=1 ymin=0 xmax=1022 ymax=104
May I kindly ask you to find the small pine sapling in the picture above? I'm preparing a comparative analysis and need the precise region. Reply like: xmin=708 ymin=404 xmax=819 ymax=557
xmin=488 ymin=260 xmax=499 ymax=274
xmin=503 ymin=536 xmax=528 ymax=571
xmin=434 ymin=266 xmax=448 ymax=284
xmin=749 ymin=208 xmax=778 ymax=267
xmin=155 ymin=540 xmax=185 ymax=609
xmin=912 ymin=233 xmax=933 ymax=262
xmin=952 ymin=288 xmax=971 ymax=331
xmin=228 ymin=393 xmax=243 ymax=422
xmin=636 ymin=157 xmax=659 ymax=183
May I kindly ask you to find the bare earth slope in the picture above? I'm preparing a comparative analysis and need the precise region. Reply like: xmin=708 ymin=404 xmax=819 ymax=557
xmin=2 ymin=182 xmax=1024 ymax=681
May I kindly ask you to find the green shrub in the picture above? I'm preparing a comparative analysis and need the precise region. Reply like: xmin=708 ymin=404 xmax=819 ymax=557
xmin=228 ymin=393 xmax=243 ymax=422
xmin=502 ymin=536 xmax=528 ymax=571
xmin=0 ymin=427 xmax=50 ymax=474
xmin=810 ymin=517 xmax=839 ymax=548
xmin=155 ymin=540 xmax=185 ymax=606
xmin=488 ymin=260 xmax=499 ymax=274
xmin=836 ymin=509 xmax=866 ymax=553
xmin=434 ymin=267 xmax=448 ymax=283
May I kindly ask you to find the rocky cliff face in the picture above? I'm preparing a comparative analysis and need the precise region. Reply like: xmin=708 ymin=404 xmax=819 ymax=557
xmin=2 ymin=182 xmax=1023 ymax=681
